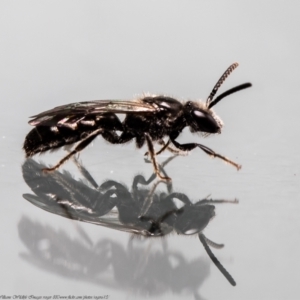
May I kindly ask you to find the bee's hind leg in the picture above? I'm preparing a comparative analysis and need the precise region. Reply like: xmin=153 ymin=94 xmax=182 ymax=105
xmin=43 ymin=129 xmax=103 ymax=172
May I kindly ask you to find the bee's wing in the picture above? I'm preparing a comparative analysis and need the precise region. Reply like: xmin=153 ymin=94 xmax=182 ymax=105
xmin=23 ymin=193 xmax=147 ymax=235
xmin=29 ymin=100 xmax=157 ymax=126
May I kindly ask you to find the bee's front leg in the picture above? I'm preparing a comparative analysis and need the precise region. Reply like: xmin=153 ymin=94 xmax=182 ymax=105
xmin=170 ymin=138 xmax=241 ymax=170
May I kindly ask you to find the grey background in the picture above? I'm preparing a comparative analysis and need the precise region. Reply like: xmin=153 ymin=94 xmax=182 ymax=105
xmin=1 ymin=1 xmax=299 ymax=299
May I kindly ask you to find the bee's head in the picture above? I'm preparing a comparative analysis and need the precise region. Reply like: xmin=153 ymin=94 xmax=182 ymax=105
xmin=184 ymin=62 xmax=252 ymax=134
xmin=184 ymin=101 xmax=223 ymax=134
xmin=174 ymin=204 xmax=216 ymax=235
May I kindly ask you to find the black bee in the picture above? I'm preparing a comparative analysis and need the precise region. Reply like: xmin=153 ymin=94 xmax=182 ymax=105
xmin=23 ymin=62 xmax=251 ymax=180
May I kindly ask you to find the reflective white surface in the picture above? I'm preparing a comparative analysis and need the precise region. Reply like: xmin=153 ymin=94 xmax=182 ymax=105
xmin=1 ymin=1 xmax=300 ymax=299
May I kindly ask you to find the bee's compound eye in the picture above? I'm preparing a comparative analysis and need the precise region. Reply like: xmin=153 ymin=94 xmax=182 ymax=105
xmin=192 ymin=109 xmax=220 ymax=133
xmin=193 ymin=110 xmax=206 ymax=118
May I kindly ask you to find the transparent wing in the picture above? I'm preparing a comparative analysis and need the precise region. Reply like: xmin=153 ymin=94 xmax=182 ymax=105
xmin=23 ymin=193 xmax=147 ymax=235
xmin=29 ymin=100 xmax=157 ymax=126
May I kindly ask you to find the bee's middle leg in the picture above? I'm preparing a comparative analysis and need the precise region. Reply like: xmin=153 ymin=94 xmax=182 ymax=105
xmin=144 ymin=134 xmax=171 ymax=181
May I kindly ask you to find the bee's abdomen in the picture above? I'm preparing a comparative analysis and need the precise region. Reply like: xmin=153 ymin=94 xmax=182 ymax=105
xmin=23 ymin=113 xmax=124 ymax=157
xmin=23 ymin=126 xmax=82 ymax=157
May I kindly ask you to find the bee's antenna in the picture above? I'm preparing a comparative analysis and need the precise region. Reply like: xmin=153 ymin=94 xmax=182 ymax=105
xmin=206 ymin=62 xmax=239 ymax=106
xmin=199 ymin=233 xmax=236 ymax=286
xmin=208 ymin=83 xmax=252 ymax=109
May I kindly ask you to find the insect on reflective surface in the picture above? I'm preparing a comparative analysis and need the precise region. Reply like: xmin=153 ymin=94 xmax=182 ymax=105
xmin=23 ymin=62 xmax=251 ymax=180
xmin=22 ymin=157 xmax=238 ymax=286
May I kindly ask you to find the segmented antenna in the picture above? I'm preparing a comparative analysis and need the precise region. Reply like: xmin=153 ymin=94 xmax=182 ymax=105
xmin=206 ymin=62 xmax=239 ymax=106
xmin=208 ymin=82 xmax=252 ymax=109
xmin=199 ymin=233 xmax=236 ymax=286
xmin=205 ymin=236 xmax=225 ymax=249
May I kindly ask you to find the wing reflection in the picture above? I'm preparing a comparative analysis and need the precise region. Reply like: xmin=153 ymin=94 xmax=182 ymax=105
xmin=21 ymin=157 xmax=237 ymax=286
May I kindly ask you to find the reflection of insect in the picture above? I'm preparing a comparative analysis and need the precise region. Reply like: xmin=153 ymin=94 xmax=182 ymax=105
xmin=18 ymin=216 xmax=210 ymax=297
xmin=23 ymin=62 xmax=251 ymax=180
xmin=22 ymin=158 xmax=238 ymax=286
